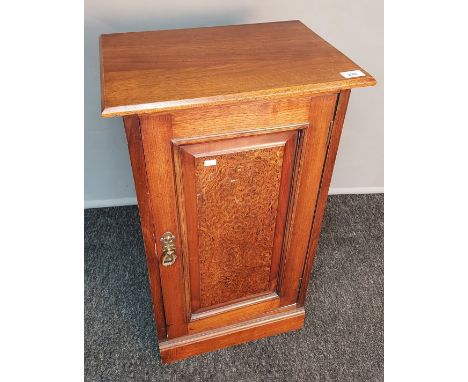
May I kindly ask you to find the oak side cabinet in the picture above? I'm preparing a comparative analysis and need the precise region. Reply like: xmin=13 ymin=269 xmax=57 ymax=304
xmin=99 ymin=20 xmax=375 ymax=363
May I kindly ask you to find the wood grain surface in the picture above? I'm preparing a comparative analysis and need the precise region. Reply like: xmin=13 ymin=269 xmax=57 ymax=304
xmin=170 ymin=96 xmax=312 ymax=139
xmin=176 ymin=131 xmax=298 ymax=311
xmin=298 ymin=89 xmax=351 ymax=305
xmin=159 ymin=307 xmax=305 ymax=363
xmin=188 ymin=293 xmax=281 ymax=334
xmin=195 ymin=146 xmax=283 ymax=308
xmin=138 ymin=114 xmax=188 ymax=338
xmin=123 ymin=115 xmax=167 ymax=339
xmin=278 ymin=94 xmax=338 ymax=305
xmin=100 ymin=21 xmax=375 ymax=116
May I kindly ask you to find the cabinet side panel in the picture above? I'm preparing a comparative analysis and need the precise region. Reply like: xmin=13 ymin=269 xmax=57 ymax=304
xmin=278 ymin=94 xmax=338 ymax=305
xmin=123 ymin=115 xmax=166 ymax=339
xmin=298 ymin=90 xmax=351 ymax=305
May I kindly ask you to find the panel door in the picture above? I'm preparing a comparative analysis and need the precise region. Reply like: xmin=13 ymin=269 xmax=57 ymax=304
xmin=138 ymin=95 xmax=338 ymax=338
xmin=175 ymin=130 xmax=299 ymax=321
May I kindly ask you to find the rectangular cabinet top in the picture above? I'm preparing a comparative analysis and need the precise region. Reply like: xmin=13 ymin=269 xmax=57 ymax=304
xmin=100 ymin=20 xmax=375 ymax=117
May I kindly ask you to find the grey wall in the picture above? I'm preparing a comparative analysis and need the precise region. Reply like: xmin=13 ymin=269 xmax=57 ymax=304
xmin=84 ymin=0 xmax=383 ymax=208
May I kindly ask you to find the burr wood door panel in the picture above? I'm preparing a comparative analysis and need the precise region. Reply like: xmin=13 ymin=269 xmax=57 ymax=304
xmin=175 ymin=131 xmax=299 ymax=315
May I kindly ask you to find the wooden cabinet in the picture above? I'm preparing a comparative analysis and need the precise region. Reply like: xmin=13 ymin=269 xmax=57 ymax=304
xmin=100 ymin=20 xmax=375 ymax=363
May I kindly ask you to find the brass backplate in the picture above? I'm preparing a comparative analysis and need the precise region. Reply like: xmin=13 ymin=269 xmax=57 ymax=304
xmin=160 ymin=232 xmax=176 ymax=266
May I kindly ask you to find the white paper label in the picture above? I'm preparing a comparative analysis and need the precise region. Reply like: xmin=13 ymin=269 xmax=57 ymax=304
xmin=204 ymin=159 xmax=217 ymax=167
xmin=340 ymin=70 xmax=365 ymax=79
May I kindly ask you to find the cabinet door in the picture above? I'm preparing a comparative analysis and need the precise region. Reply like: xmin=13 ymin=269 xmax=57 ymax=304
xmin=175 ymin=130 xmax=298 ymax=323
xmin=138 ymin=95 xmax=337 ymax=338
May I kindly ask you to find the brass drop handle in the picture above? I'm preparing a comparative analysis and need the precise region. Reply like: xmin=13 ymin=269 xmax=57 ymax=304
xmin=160 ymin=232 xmax=177 ymax=266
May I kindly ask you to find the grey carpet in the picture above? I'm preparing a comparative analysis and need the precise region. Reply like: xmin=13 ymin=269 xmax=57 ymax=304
xmin=85 ymin=194 xmax=384 ymax=382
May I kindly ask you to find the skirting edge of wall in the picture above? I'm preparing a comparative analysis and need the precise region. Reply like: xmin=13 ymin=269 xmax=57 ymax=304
xmin=84 ymin=197 xmax=138 ymax=209
xmin=84 ymin=187 xmax=384 ymax=209
xmin=328 ymin=187 xmax=384 ymax=195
